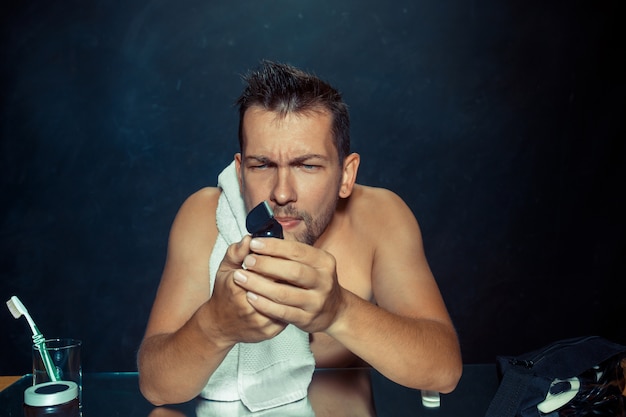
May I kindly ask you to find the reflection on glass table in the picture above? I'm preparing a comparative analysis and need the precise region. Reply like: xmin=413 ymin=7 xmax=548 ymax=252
xmin=147 ymin=368 xmax=374 ymax=417
xmin=0 ymin=365 xmax=498 ymax=417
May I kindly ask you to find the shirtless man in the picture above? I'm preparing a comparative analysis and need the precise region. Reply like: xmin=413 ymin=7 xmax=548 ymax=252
xmin=138 ymin=61 xmax=462 ymax=406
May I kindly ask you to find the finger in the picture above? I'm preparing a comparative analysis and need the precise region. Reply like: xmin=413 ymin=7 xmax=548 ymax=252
xmin=250 ymin=238 xmax=337 ymax=277
xmin=222 ymin=236 xmax=252 ymax=268
xmin=244 ymin=251 xmax=335 ymax=292
xmin=235 ymin=267 xmax=289 ymax=299
xmin=209 ymin=278 xmax=288 ymax=342
xmin=249 ymin=238 xmax=312 ymax=263
xmin=238 ymin=270 xmax=315 ymax=313
xmin=241 ymin=254 xmax=307 ymax=287
xmin=246 ymin=291 xmax=308 ymax=325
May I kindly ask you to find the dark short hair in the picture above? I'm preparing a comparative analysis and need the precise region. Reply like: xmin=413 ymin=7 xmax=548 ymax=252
xmin=236 ymin=60 xmax=350 ymax=163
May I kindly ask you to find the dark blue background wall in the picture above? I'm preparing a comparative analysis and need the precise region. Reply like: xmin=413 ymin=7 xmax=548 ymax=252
xmin=1 ymin=0 xmax=624 ymax=374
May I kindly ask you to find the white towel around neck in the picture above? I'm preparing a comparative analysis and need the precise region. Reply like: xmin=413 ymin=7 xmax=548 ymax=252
xmin=201 ymin=160 xmax=315 ymax=412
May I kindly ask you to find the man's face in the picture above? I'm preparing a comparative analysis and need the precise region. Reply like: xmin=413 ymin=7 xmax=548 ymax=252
xmin=236 ymin=107 xmax=343 ymax=245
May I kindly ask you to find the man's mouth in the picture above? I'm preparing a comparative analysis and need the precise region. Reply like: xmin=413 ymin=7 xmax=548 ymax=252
xmin=274 ymin=216 xmax=301 ymax=230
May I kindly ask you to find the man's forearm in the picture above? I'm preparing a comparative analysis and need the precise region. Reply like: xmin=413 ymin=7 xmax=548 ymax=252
xmin=327 ymin=290 xmax=462 ymax=393
xmin=138 ymin=312 xmax=234 ymax=405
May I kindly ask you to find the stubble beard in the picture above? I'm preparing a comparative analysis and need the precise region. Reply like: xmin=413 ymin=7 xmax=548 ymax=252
xmin=275 ymin=199 xmax=337 ymax=245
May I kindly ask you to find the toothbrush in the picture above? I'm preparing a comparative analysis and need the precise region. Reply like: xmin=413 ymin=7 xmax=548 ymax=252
xmin=6 ymin=295 xmax=59 ymax=381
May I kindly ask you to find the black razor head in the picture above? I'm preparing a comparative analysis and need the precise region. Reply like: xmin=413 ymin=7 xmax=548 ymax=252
xmin=246 ymin=201 xmax=284 ymax=239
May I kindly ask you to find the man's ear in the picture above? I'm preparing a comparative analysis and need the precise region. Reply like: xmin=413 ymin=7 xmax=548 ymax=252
xmin=234 ymin=153 xmax=243 ymax=191
xmin=339 ymin=153 xmax=360 ymax=198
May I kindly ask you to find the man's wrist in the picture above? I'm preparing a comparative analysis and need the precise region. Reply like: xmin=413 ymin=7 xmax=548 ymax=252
xmin=324 ymin=287 xmax=354 ymax=338
xmin=190 ymin=303 xmax=236 ymax=354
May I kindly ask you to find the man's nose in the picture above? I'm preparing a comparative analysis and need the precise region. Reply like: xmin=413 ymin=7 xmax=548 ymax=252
xmin=270 ymin=168 xmax=296 ymax=206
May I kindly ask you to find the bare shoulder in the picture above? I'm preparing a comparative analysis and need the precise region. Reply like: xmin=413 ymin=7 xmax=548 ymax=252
xmin=335 ymin=184 xmax=422 ymax=261
xmin=352 ymin=184 xmax=407 ymax=204
xmin=346 ymin=184 xmax=425 ymax=263
xmin=168 ymin=187 xmax=221 ymax=253
xmin=348 ymin=184 xmax=417 ymax=227
xmin=179 ymin=187 xmax=221 ymax=216
xmin=173 ymin=187 xmax=220 ymax=228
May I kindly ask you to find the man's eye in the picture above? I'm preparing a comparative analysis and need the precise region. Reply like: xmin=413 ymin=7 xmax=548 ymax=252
xmin=301 ymin=164 xmax=320 ymax=171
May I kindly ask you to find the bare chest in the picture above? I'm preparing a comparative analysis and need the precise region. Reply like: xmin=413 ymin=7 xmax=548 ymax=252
xmin=310 ymin=234 xmax=375 ymax=367
xmin=324 ymin=235 xmax=375 ymax=302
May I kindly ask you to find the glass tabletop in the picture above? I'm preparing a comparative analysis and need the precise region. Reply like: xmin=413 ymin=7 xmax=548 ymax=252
xmin=0 ymin=365 xmax=498 ymax=417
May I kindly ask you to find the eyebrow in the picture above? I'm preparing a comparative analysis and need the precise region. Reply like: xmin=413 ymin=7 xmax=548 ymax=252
xmin=244 ymin=154 xmax=330 ymax=165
